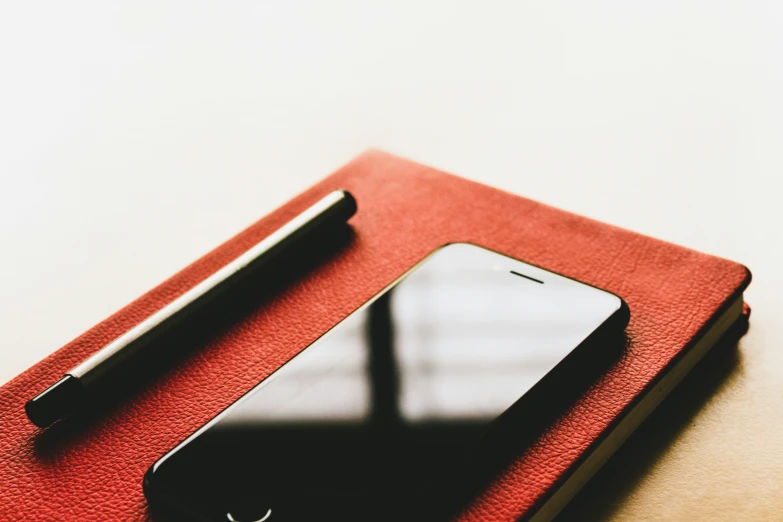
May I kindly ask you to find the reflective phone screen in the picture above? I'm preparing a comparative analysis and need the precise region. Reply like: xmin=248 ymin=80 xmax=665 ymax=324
xmin=144 ymin=243 xmax=623 ymax=521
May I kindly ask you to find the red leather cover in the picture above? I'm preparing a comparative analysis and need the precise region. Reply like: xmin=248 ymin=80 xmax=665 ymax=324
xmin=0 ymin=150 xmax=751 ymax=521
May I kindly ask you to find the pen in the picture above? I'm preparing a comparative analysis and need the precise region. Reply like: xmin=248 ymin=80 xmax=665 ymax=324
xmin=25 ymin=189 xmax=357 ymax=428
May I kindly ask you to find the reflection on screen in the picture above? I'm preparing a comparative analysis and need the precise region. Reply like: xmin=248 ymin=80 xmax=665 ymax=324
xmin=222 ymin=245 xmax=611 ymax=425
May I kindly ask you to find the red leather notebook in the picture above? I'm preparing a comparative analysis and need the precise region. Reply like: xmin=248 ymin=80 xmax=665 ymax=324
xmin=0 ymin=150 xmax=751 ymax=521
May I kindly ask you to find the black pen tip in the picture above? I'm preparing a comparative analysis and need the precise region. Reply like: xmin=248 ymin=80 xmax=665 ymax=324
xmin=25 ymin=375 xmax=84 ymax=428
xmin=335 ymin=189 xmax=358 ymax=220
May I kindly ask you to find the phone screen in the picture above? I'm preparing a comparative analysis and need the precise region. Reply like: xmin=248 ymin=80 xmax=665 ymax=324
xmin=145 ymin=244 xmax=624 ymax=521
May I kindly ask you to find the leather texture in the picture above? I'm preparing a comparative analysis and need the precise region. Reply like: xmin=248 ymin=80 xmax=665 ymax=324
xmin=0 ymin=150 xmax=751 ymax=521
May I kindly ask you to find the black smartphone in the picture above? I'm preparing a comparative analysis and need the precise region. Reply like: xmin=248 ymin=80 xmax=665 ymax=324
xmin=143 ymin=243 xmax=629 ymax=522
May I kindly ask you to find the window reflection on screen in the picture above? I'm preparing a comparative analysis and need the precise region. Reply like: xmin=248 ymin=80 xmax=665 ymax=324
xmin=221 ymin=243 xmax=616 ymax=425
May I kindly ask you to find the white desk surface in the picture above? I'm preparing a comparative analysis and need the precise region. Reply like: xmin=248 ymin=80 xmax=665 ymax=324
xmin=1 ymin=2 xmax=781 ymax=520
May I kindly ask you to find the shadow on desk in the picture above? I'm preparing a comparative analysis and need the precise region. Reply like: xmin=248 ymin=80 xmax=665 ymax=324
xmin=555 ymin=317 xmax=749 ymax=521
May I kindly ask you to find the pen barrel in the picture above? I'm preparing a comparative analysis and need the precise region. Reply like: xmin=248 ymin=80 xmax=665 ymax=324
xmin=68 ymin=189 xmax=356 ymax=390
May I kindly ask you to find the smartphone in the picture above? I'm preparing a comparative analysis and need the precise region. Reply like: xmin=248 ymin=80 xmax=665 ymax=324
xmin=143 ymin=243 xmax=628 ymax=522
